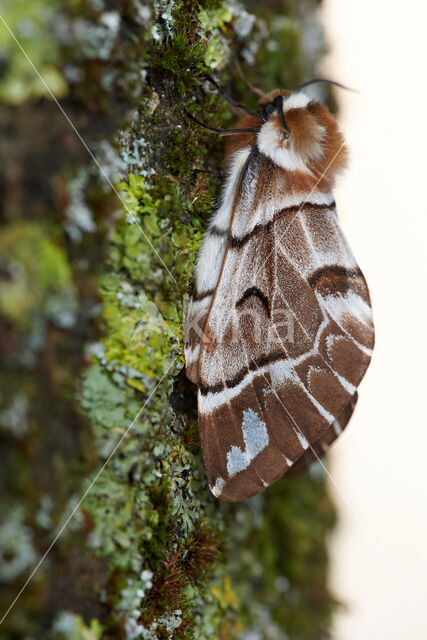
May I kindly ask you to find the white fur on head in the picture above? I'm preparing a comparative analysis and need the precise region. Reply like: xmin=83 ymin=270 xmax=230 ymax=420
xmin=283 ymin=92 xmax=311 ymax=111
xmin=257 ymin=94 xmax=325 ymax=174
xmin=257 ymin=121 xmax=310 ymax=173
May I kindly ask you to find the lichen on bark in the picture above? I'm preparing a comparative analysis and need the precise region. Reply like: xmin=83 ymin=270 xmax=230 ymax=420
xmin=0 ymin=1 xmax=337 ymax=639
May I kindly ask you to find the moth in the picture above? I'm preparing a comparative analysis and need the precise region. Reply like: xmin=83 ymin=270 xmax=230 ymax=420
xmin=184 ymin=78 xmax=374 ymax=502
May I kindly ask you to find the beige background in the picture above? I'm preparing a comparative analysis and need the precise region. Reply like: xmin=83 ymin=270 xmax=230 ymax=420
xmin=321 ymin=0 xmax=427 ymax=637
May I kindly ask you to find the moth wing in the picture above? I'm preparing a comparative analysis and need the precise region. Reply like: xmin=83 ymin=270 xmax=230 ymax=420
xmin=184 ymin=146 xmax=253 ymax=385
xmin=197 ymin=194 xmax=374 ymax=502
xmin=285 ymin=392 xmax=357 ymax=476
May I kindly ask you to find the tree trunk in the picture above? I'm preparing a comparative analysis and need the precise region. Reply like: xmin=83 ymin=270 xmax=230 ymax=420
xmin=0 ymin=1 xmax=337 ymax=638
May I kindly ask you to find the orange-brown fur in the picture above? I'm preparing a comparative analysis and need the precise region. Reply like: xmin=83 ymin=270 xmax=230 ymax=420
xmin=223 ymin=90 xmax=348 ymax=192
xmin=223 ymin=114 xmax=259 ymax=158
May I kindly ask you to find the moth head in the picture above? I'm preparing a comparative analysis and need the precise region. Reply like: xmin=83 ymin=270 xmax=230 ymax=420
xmin=257 ymin=89 xmax=349 ymax=179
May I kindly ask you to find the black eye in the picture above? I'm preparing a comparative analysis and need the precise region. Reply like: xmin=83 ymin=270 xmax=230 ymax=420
xmin=263 ymin=103 xmax=276 ymax=117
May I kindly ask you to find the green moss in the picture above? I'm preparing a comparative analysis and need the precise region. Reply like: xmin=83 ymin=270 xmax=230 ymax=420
xmin=0 ymin=0 xmax=67 ymax=103
xmin=77 ymin=2 xmax=338 ymax=634
xmin=0 ymin=222 xmax=76 ymax=330
xmin=227 ymin=470 xmax=337 ymax=638
xmin=0 ymin=0 xmax=339 ymax=638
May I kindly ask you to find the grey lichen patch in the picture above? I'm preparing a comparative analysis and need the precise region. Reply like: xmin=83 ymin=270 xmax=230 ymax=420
xmin=51 ymin=611 xmax=103 ymax=639
xmin=0 ymin=393 xmax=29 ymax=439
xmin=151 ymin=1 xmax=176 ymax=43
xmin=65 ymin=170 xmax=98 ymax=241
xmin=0 ymin=506 xmax=37 ymax=584
xmin=1 ymin=0 xmax=338 ymax=637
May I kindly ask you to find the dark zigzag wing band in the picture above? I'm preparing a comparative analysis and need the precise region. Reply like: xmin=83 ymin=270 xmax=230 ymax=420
xmin=185 ymin=199 xmax=337 ymax=383
xmin=229 ymin=200 xmax=335 ymax=248
xmin=189 ymin=201 xmax=336 ymax=302
xmin=196 ymin=188 xmax=374 ymax=501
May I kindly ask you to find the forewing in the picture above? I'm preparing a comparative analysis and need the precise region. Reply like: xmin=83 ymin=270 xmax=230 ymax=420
xmin=198 ymin=187 xmax=374 ymax=502
xmin=184 ymin=146 xmax=253 ymax=384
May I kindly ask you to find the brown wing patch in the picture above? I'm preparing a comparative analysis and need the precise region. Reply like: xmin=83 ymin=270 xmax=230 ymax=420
xmin=197 ymin=188 xmax=373 ymax=501
xmin=287 ymin=393 xmax=358 ymax=476
xmin=199 ymin=372 xmax=310 ymax=502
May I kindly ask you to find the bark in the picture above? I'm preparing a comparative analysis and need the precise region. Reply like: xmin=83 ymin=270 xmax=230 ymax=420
xmin=0 ymin=1 xmax=337 ymax=638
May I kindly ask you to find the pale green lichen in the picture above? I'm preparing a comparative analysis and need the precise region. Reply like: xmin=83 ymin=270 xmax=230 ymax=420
xmin=64 ymin=14 xmax=121 ymax=61
xmin=0 ymin=222 xmax=75 ymax=329
xmin=115 ymin=571 xmax=155 ymax=639
xmin=65 ymin=0 xmax=337 ymax=633
xmin=0 ymin=0 xmax=338 ymax=638
xmin=51 ymin=612 xmax=103 ymax=640
xmin=199 ymin=2 xmax=258 ymax=69
xmin=198 ymin=5 xmax=233 ymax=31
xmin=204 ymin=33 xmax=230 ymax=70
xmin=151 ymin=1 xmax=176 ymax=42
xmin=0 ymin=0 xmax=67 ymax=103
